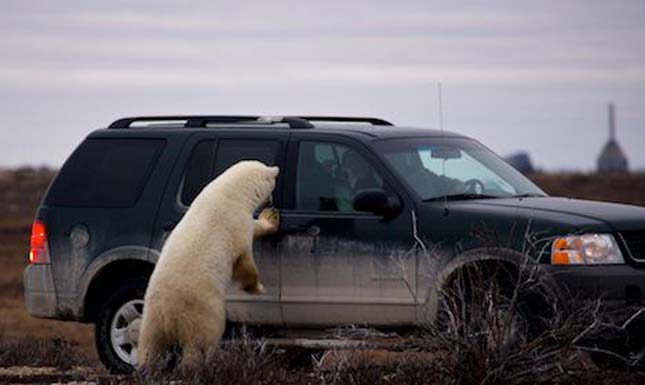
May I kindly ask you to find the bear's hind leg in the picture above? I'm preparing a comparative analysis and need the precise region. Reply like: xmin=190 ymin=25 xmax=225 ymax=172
xmin=177 ymin=302 xmax=226 ymax=372
xmin=178 ymin=342 xmax=207 ymax=372
xmin=137 ymin=321 xmax=170 ymax=371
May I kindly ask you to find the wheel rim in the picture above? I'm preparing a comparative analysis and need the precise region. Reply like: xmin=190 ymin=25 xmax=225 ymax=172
xmin=110 ymin=299 xmax=144 ymax=366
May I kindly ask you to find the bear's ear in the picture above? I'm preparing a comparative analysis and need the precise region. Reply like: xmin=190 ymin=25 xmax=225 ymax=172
xmin=270 ymin=166 xmax=279 ymax=176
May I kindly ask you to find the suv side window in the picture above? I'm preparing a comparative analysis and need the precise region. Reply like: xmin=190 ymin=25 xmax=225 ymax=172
xmin=181 ymin=140 xmax=217 ymax=205
xmin=46 ymin=138 xmax=165 ymax=207
xmin=296 ymin=141 xmax=384 ymax=213
xmin=181 ymin=138 xmax=279 ymax=206
xmin=213 ymin=139 xmax=278 ymax=175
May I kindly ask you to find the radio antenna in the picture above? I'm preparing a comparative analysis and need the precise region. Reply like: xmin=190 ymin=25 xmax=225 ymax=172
xmin=438 ymin=82 xmax=449 ymax=216
xmin=438 ymin=82 xmax=444 ymax=134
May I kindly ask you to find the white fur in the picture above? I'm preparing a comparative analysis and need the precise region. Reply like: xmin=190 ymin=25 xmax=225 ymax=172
xmin=137 ymin=160 xmax=279 ymax=369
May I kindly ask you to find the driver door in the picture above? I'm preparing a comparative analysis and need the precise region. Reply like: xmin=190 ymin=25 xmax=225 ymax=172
xmin=279 ymin=136 xmax=417 ymax=326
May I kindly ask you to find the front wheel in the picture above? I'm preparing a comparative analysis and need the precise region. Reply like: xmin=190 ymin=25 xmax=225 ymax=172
xmin=95 ymin=279 xmax=147 ymax=374
xmin=434 ymin=263 xmax=548 ymax=353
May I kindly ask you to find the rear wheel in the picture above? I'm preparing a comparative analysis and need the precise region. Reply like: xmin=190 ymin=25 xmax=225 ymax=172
xmin=95 ymin=279 xmax=147 ymax=374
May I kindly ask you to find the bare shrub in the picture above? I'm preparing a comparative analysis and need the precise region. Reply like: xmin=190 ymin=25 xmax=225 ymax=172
xmin=312 ymin=349 xmax=451 ymax=385
xmin=136 ymin=329 xmax=302 ymax=385
xmin=416 ymin=256 xmax=635 ymax=385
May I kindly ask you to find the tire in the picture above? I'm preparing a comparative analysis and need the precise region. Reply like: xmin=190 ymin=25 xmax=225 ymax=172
xmin=95 ymin=278 xmax=147 ymax=374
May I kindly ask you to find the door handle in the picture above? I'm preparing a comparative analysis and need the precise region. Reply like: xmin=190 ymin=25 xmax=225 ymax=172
xmin=285 ymin=224 xmax=307 ymax=233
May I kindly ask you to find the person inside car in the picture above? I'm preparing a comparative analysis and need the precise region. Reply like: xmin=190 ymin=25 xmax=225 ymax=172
xmin=336 ymin=150 xmax=382 ymax=212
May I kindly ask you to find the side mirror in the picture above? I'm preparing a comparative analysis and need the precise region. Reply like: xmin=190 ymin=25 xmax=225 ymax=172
xmin=353 ymin=189 xmax=402 ymax=218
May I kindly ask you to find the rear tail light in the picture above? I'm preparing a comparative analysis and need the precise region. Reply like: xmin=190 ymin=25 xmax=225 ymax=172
xmin=29 ymin=220 xmax=50 ymax=264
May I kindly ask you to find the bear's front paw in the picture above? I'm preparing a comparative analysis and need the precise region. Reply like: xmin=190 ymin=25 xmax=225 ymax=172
xmin=259 ymin=207 xmax=280 ymax=234
xmin=244 ymin=282 xmax=266 ymax=295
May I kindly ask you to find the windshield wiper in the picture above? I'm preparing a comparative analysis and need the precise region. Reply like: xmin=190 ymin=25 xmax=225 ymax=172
xmin=424 ymin=193 xmax=498 ymax=202
xmin=512 ymin=193 xmax=547 ymax=198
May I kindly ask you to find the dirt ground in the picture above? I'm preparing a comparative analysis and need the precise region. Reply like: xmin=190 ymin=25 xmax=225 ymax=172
xmin=1 ymin=168 xmax=645 ymax=384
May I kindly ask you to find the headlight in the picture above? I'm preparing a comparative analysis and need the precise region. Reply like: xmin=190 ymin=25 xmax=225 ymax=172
xmin=551 ymin=233 xmax=624 ymax=265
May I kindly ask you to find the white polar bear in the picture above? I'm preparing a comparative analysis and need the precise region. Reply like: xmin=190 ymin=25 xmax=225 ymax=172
xmin=137 ymin=160 xmax=280 ymax=369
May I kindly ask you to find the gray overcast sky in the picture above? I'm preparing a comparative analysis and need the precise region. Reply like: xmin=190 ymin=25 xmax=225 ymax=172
xmin=1 ymin=1 xmax=644 ymax=171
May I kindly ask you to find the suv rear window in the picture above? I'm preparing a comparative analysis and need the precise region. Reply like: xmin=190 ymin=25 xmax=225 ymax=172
xmin=46 ymin=138 xmax=165 ymax=207
xmin=181 ymin=139 xmax=279 ymax=205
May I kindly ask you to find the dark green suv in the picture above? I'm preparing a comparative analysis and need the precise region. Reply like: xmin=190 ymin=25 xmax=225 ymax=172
xmin=23 ymin=115 xmax=645 ymax=372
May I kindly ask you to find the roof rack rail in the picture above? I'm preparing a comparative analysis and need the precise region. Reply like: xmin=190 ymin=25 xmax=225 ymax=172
xmin=298 ymin=116 xmax=393 ymax=126
xmin=108 ymin=115 xmax=314 ymax=129
xmin=107 ymin=115 xmax=394 ymax=129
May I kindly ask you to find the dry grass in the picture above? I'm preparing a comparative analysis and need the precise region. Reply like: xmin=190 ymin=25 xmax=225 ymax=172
xmin=137 ymin=335 xmax=306 ymax=385
xmin=528 ymin=172 xmax=645 ymax=207
xmin=0 ymin=336 xmax=90 ymax=370
xmin=0 ymin=167 xmax=56 ymax=231
xmin=102 ymin=331 xmax=644 ymax=385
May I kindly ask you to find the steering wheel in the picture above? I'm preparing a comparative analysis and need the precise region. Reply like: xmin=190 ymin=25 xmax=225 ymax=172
xmin=463 ymin=179 xmax=485 ymax=194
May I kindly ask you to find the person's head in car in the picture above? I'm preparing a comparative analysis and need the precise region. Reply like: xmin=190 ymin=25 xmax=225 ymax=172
xmin=341 ymin=150 xmax=376 ymax=191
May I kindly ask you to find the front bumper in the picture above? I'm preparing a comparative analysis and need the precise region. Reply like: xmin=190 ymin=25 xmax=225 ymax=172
xmin=23 ymin=264 xmax=58 ymax=318
xmin=545 ymin=264 xmax=645 ymax=355
xmin=544 ymin=264 xmax=645 ymax=304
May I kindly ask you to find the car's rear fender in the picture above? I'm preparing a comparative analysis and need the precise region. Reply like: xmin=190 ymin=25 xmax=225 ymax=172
xmin=77 ymin=246 xmax=158 ymax=321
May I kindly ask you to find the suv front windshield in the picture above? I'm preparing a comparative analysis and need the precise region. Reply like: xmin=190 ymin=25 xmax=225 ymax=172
xmin=375 ymin=137 xmax=546 ymax=201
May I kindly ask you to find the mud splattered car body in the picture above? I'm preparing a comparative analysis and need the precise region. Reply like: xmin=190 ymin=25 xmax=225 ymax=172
xmin=23 ymin=115 xmax=645 ymax=371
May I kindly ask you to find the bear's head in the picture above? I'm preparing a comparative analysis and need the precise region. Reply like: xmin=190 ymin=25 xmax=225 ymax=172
xmin=218 ymin=160 xmax=279 ymax=211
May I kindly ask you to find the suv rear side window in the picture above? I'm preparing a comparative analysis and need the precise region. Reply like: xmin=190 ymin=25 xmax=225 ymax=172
xmin=181 ymin=139 xmax=279 ymax=206
xmin=213 ymin=139 xmax=278 ymax=175
xmin=46 ymin=138 xmax=165 ymax=207
xmin=181 ymin=140 xmax=217 ymax=205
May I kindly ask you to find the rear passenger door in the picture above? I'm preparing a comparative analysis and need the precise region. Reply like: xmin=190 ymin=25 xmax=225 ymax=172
xmin=152 ymin=131 xmax=288 ymax=326
xmin=279 ymin=135 xmax=417 ymax=326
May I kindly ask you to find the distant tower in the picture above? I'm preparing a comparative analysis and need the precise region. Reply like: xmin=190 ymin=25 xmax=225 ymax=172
xmin=597 ymin=102 xmax=629 ymax=173
xmin=505 ymin=152 xmax=535 ymax=174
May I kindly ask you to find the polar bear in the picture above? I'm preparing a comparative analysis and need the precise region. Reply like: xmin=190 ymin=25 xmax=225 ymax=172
xmin=137 ymin=160 xmax=280 ymax=370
